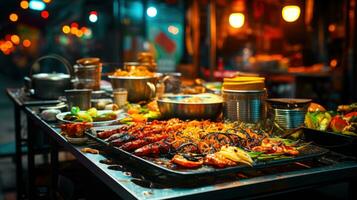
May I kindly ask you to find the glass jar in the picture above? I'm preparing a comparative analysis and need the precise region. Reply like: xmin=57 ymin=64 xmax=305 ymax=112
xmin=73 ymin=57 xmax=102 ymax=90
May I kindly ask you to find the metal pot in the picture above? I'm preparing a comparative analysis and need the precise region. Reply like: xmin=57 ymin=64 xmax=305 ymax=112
xmin=157 ymin=95 xmax=223 ymax=120
xmin=109 ymin=75 xmax=158 ymax=102
xmin=27 ymin=54 xmax=74 ymax=100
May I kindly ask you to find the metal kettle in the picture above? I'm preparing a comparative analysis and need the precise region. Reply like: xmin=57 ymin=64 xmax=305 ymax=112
xmin=25 ymin=54 xmax=74 ymax=100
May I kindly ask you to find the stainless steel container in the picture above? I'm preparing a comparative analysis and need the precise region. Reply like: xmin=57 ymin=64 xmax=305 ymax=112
xmin=65 ymin=89 xmax=92 ymax=110
xmin=267 ymin=98 xmax=311 ymax=130
xmin=157 ymin=95 xmax=223 ymax=120
xmin=223 ymin=89 xmax=267 ymax=123
xmin=109 ymin=75 xmax=157 ymax=102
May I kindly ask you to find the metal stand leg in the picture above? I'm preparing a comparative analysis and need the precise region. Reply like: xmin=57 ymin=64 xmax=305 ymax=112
xmin=50 ymin=139 xmax=59 ymax=200
xmin=27 ymin=116 xmax=35 ymax=200
xmin=14 ymin=106 xmax=24 ymax=200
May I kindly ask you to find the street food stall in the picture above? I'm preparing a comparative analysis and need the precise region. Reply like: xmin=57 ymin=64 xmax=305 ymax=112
xmin=2 ymin=0 xmax=357 ymax=200
xmin=5 ymin=52 xmax=357 ymax=199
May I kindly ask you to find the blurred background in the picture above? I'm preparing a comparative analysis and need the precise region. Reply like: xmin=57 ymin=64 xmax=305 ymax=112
xmin=0 ymin=0 xmax=357 ymax=199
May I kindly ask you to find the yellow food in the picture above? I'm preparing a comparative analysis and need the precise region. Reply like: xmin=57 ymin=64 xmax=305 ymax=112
xmin=112 ymin=67 xmax=154 ymax=77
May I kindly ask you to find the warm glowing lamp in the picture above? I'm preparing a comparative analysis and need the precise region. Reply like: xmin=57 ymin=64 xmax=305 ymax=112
xmin=282 ymin=5 xmax=301 ymax=22
xmin=229 ymin=13 xmax=245 ymax=28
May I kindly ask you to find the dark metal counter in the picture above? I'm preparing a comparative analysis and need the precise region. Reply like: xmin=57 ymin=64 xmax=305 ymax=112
xmin=6 ymin=88 xmax=357 ymax=200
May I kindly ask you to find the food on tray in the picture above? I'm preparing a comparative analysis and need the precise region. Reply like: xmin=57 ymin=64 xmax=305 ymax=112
xmin=60 ymin=122 xmax=92 ymax=138
xmin=305 ymin=111 xmax=332 ymax=131
xmin=337 ymin=103 xmax=357 ymax=113
xmin=81 ymin=147 xmax=99 ymax=154
xmin=223 ymin=76 xmax=265 ymax=90
xmin=112 ymin=66 xmax=154 ymax=77
xmin=94 ymin=119 xmax=304 ymax=169
xmin=305 ymin=103 xmax=357 ymax=136
xmin=161 ymin=94 xmax=223 ymax=103
xmin=308 ymin=103 xmax=326 ymax=112
xmin=119 ymin=101 xmax=160 ymax=123
xmin=63 ymin=107 xmax=117 ymax=123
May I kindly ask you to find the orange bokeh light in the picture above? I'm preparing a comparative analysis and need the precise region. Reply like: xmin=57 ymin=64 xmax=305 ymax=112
xmin=70 ymin=27 xmax=78 ymax=35
xmin=43 ymin=0 xmax=51 ymax=3
xmin=11 ymin=35 xmax=20 ymax=45
xmin=329 ymin=24 xmax=336 ymax=32
xmin=76 ymin=30 xmax=83 ymax=37
xmin=9 ymin=13 xmax=18 ymax=22
xmin=330 ymin=59 xmax=338 ymax=68
xmin=20 ymin=1 xmax=29 ymax=9
xmin=23 ymin=39 xmax=31 ymax=47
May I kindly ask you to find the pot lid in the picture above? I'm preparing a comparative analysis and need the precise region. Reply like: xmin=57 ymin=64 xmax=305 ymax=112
xmin=32 ymin=73 xmax=70 ymax=81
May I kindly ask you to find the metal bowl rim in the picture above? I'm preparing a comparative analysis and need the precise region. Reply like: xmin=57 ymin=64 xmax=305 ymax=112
xmin=108 ymin=73 xmax=161 ymax=80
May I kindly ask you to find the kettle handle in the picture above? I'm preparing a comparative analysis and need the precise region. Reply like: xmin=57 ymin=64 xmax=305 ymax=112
xmin=146 ymin=82 xmax=156 ymax=99
xmin=29 ymin=54 xmax=74 ymax=78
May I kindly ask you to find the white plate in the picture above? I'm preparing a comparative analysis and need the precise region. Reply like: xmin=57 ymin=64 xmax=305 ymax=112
xmin=65 ymin=136 xmax=88 ymax=145
xmin=56 ymin=110 xmax=126 ymax=126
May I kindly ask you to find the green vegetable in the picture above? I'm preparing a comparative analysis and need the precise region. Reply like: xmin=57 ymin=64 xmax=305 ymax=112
xmin=143 ymin=111 xmax=160 ymax=119
xmin=71 ymin=106 xmax=80 ymax=115
xmin=305 ymin=111 xmax=331 ymax=131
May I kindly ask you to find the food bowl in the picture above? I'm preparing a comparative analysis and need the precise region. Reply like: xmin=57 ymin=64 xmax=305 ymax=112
xmin=109 ymin=75 xmax=159 ymax=102
xmin=157 ymin=94 xmax=223 ymax=120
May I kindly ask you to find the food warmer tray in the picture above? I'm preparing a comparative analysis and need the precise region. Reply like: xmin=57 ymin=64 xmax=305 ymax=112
xmin=86 ymin=129 xmax=329 ymax=178
xmin=303 ymin=128 xmax=357 ymax=156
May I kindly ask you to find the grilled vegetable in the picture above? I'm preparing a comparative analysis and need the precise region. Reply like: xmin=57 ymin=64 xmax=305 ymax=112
xmin=330 ymin=115 xmax=348 ymax=133
xmin=305 ymin=111 xmax=331 ymax=131
xmin=171 ymin=154 xmax=203 ymax=168
xmin=216 ymin=146 xmax=253 ymax=166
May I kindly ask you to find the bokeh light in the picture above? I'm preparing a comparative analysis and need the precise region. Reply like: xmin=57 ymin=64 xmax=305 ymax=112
xmin=62 ymin=25 xmax=70 ymax=34
xmin=229 ymin=13 xmax=245 ymax=28
xmin=9 ymin=13 xmax=19 ymax=22
xmin=147 ymin=6 xmax=157 ymax=17
xmin=20 ymin=1 xmax=29 ymax=9
xmin=23 ymin=39 xmax=31 ymax=47
xmin=11 ymin=35 xmax=20 ymax=45
xmin=41 ymin=10 xmax=49 ymax=19
xmin=282 ymin=5 xmax=301 ymax=22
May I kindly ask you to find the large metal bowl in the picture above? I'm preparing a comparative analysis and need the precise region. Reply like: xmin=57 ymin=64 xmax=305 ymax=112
xmin=157 ymin=95 xmax=223 ymax=120
xmin=109 ymin=75 xmax=158 ymax=102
